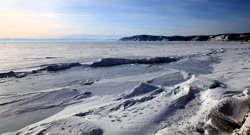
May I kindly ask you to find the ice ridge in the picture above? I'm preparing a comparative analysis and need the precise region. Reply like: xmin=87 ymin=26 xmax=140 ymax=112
xmin=90 ymin=57 xmax=179 ymax=67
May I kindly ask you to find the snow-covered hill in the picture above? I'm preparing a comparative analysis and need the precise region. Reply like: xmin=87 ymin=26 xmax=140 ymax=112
xmin=118 ymin=33 xmax=250 ymax=41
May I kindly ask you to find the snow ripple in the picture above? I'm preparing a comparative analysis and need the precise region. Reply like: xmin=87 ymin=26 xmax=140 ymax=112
xmin=0 ymin=88 xmax=92 ymax=119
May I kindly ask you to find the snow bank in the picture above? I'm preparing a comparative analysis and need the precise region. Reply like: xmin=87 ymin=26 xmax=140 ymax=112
xmin=15 ymin=117 xmax=103 ymax=135
xmin=156 ymin=89 xmax=250 ymax=135
xmin=116 ymin=82 xmax=164 ymax=100
xmin=146 ymin=71 xmax=190 ymax=86
xmin=156 ymin=46 xmax=250 ymax=135
xmin=205 ymin=96 xmax=250 ymax=133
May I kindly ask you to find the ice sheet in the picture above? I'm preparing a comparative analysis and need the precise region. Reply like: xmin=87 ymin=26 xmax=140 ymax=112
xmin=0 ymin=41 xmax=249 ymax=134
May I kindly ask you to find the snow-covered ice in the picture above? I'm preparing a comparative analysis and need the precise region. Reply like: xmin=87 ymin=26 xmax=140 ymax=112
xmin=0 ymin=41 xmax=249 ymax=135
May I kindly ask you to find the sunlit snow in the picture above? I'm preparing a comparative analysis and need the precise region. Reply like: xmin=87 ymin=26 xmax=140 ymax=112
xmin=0 ymin=41 xmax=249 ymax=135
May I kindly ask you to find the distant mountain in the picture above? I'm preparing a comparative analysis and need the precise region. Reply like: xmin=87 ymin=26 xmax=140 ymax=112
xmin=118 ymin=33 xmax=250 ymax=42
xmin=0 ymin=38 xmax=118 ymax=42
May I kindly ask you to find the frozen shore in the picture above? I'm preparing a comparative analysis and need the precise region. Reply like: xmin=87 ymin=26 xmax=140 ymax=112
xmin=0 ymin=42 xmax=249 ymax=135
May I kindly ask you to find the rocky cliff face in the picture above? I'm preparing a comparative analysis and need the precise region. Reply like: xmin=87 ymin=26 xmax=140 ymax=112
xmin=118 ymin=33 xmax=250 ymax=41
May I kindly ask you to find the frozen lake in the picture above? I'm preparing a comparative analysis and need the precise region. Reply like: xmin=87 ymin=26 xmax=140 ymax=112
xmin=0 ymin=41 xmax=249 ymax=134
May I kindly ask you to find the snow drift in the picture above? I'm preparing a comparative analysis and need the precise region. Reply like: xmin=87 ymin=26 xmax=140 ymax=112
xmin=0 ymin=88 xmax=92 ymax=119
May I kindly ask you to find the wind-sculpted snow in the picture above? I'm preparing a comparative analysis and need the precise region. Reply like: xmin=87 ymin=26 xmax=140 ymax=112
xmin=0 ymin=88 xmax=92 ymax=119
xmin=1 ymin=42 xmax=250 ymax=135
xmin=205 ymin=96 xmax=250 ymax=132
xmin=15 ymin=117 xmax=103 ymax=135
xmin=90 ymin=57 xmax=179 ymax=67
xmin=163 ymin=90 xmax=250 ymax=134
xmin=146 ymin=71 xmax=190 ymax=86
xmin=206 ymin=48 xmax=225 ymax=56
xmin=116 ymin=71 xmax=191 ymax=100
xmin=116 ymin=82 xmax=164 ymax=100
xmin=15 ymin=74 xmax=201 ymax=135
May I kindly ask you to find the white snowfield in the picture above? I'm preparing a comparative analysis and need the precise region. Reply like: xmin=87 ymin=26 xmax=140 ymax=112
xmin=0 ymin=42 xmax=250 ymax=135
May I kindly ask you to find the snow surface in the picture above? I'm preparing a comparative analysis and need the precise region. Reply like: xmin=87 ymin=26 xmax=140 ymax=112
xmin=0 ymin=41 xmax=250 ymax=135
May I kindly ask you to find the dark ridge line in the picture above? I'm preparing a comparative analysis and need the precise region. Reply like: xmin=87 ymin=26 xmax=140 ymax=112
xmin=1 ymin=47 xmax=226 ymax=79
xmin=118 ymin=33 xmax=250 ymax=41
xmin=90 ymin=57 xmax=179 ymax=67
xmin=0 ymin=56 xmax=180 ymax=79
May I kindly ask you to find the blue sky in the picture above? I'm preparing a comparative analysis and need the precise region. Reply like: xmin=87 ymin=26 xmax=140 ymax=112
xmin=0 ymin=0 xmax=249 ymax=39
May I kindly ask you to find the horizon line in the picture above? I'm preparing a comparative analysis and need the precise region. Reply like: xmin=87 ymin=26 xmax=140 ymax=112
xmin=0 ymin=38 xmax=118 ymax=42
xmin=1 ymin=32 xmax=249 ymax=42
